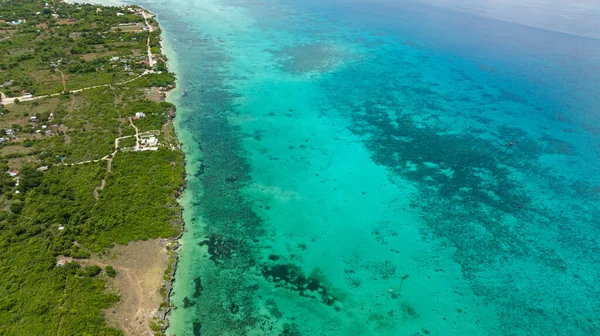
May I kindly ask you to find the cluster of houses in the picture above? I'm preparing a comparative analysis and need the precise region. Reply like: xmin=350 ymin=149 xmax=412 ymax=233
xmin=49 ymin=59 xmax=63 ymax=69
xmin=29 ymin=115 xmax=56 ymax=136
xmin=1 ymin=115 xmax=56 ymax=141
xmin=109 ymin=56 xmax=135 ymax=73
xmin=5 ymin=166 xmax=49 ymax=194
xmin=7 ymin=169 xmax=20 ymax=194
xmin=4 ymin=126 xmax=53 ymax=137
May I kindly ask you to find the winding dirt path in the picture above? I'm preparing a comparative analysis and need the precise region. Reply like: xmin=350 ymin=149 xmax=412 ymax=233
xmin=57 ymin=69 xmax=67 ymax=93
xmin=141 ymin=11 xmax=156 ymax=68
xmin=129 ymin=118 xmax=140 ymax=150
xmin=0 ymin=71 xmax=154 ymax=105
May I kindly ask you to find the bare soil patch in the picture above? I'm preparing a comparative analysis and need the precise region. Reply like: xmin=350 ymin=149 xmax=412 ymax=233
xmin=8 ymin=155 xmax=39 ymax=169
xmin=110 ymin=23 xmax=145 ymax=33
xmin=0 ymin=145 xmax=33 ymax=156
xmin=56 ymin=18 xmax=79 ymax=25
xmin=81 ymin=51 xmax=117 ymax=61
xmin=4 ymin=97 xmax=61 ymax=116
xmin=145 ymin=87 xmax=162 ymax=102
xmin=89 ymin=239 xmax=169 ymax=336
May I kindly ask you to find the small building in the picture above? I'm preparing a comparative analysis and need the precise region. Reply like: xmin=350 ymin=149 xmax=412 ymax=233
xmin=0 ymin=80 xmax=14 ymax=88
xmin=29 ymin=116 xmax=38 ymax=122
xmin=141 ymin=136 xmax=158 ymax=147
xmin=8 ymin=170 xmax=19 ymax=177
xmin=10 ymin=20 xmax=23 ymax=25
xmin=22 ymin=92 xmax=33 ymax=100
xmin=116 ymin=12 xmax=125 ymax=16
xmin=56 ymin=256 xmax=73 ymax=266
xmin=37 ymin=166 xmax=49 ymax=172
xmin=110 ymin=56 xmax=120 ymax=62
xmin=5 ymin=129 xmax=14 ymax=135
xmin=41 ymin=125 xmax=47 ymax=129
xmin=135 ymin=112 xmax=146 ymax=119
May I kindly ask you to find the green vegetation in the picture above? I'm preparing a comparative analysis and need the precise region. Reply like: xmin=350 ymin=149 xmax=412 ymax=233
xmin=84 ymin=265 xmax=102 ymax=277
xmin=0 ymin=1 xmax=182 ymax=335
xmin=85 ymin=151 xmax=184 ymax=249
xmin=105 ymin=265 xmax=117 ymax=277
xmin=123 ymin=100 xmax=172 ymax=132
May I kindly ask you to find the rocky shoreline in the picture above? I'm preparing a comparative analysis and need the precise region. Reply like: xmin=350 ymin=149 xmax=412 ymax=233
xmin=148 ymin=8 xmax=186 ymax=334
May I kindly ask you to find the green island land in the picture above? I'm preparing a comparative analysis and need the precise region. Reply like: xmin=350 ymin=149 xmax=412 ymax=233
xmin=0 ymin=1 xmax=185 ymax=335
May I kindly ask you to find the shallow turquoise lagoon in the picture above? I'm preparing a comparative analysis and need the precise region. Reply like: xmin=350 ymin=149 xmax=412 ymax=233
xmin=114 ymin=0 xmax=599 ymax=334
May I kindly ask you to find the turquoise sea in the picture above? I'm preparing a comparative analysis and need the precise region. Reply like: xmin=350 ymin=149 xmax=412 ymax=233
xmin=107 ymin=0 xmax=599 ymax=334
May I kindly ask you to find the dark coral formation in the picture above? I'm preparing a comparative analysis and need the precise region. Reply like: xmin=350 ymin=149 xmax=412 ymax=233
xmin=261 ymin=264 xmax=339 ymax=308
xmin=199 ymin=234 xmax=238 ymax=265
xmin=319 ymin=49 xmax=600 ymax=333
xmin=281 ymin=323 xmax=302 ymax=336
xmin=192 ymin=321 xmax=202 ymax=336
xmin=193 ymin=276 xmax=204 ymax=297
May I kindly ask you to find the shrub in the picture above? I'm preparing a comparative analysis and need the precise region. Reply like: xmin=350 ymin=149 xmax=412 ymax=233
xmin=85 ymin=265 xmax=102 ymax=277
xmin=105 ymin=265 xmax=117 ymax=278
xmin=10 ymin=202 xmax=23 ymax=214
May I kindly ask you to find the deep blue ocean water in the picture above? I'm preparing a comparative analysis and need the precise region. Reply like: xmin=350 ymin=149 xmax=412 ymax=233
xmin=99 ymin=0 xmax=600 ymax=334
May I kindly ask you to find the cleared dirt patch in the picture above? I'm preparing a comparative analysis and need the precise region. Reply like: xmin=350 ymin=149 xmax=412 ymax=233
xmin=4 ymin=97 xmax=61 ymax=117
xmin=110 ymin=23 xmax=145 ymax=33
xmin=56 ymin=18 xmax=79 ymax=25
xmin=145 ymin=87 xmax=162 ymax=102
xmin=81 ymin=51 xmax=117 ymax=61
xmin=8 ymin=155 xmax=39 ymax=169
xmin=0 ymin=145 xmax=33 ymax=156
xmin=91 ymin=239 xmax=169 ymax=336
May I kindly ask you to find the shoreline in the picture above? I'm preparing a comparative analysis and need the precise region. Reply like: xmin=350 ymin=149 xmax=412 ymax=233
xmin=63 ymin=1 xmax=189 ymax=333
xmin=139 ymin=6 xmax=187 ymax=334
xmin=137 ymin=5 xmax=190 ymax=334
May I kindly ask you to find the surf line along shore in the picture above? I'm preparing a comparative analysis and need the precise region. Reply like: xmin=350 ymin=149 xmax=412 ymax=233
xmin=107 ymin=6 xmax=188 ymax=335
